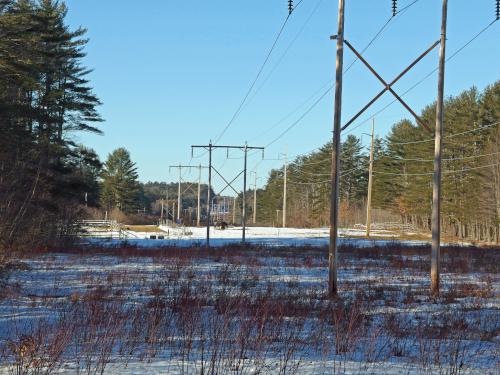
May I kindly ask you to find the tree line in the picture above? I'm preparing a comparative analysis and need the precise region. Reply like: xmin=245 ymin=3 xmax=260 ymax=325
xmin=0 ymin=1 xmax=200 ymax=253
xmin=2 ymin=0 xmax=498 ymax=249
xmin=0 ymin=0 xmax=103 ymax=251
xmin=254 ymin=81 xmax=499 ymax=242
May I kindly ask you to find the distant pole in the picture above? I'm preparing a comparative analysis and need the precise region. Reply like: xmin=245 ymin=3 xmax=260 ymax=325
xmin=160 ymin=198 xmax=164 ymax=225
xmin=329 ymin=0 xmax=345 ymax=297
xmin=242 ymin=142 xmax=248 ymax=243
xmin=232 ymin=197 xmax=236 ymax=225
xmin=253 ymin=171 xmax=257 ymax=225
xmin=283 ymin=148 xmax=287 ymax=228
xmin=306 ymin=188 xmax=309 ymax=218
xmin=207 ymin=142 xmax=212 ymax=247
xmin=197 ymin=164 xmax=201 ymax=227
xmin=177 ymin=164 xmax=181 ymax=222
xmin=431 ymin=0 xmax=448 ymax=296
xmin=366 ymin=118 xmax=375 ymax=237
xmin=190 ymin=142 xmax=264 ymax=244
xmin=223 ymin=197 xmax=227 ymax=221
xmin=166 ymin=187 xmax=169 ymax=222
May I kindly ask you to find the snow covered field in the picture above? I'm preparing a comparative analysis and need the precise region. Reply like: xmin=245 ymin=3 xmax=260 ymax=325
xmin=84 ymin=225 xmax=431 ymax=248
xmin=0 ymin=243 xmax=498 ymax=374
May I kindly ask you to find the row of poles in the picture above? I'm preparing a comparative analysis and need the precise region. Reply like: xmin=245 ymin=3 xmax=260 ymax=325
xmin=167 ymin=146 xmax=296 ymax=244
xmin=189 ymin=143 xmax=265 ymax=246
xmin=169 ymin=0 xmax=495 ymax=298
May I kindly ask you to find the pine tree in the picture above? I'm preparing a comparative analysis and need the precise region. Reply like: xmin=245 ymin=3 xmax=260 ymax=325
xmin=0 ymin=0 xmax=102 ymax=251
xmin=340 ymin=135 xmax=367 ymax=206
xmin=100 ymin=148 xmax=140 ymax=213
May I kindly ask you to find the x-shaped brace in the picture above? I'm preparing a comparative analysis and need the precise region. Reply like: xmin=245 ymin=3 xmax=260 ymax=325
xmin=212 ymin=167 xmax=243 ymax=196
xmin=336 ymin=37 xmax=440 ymax=133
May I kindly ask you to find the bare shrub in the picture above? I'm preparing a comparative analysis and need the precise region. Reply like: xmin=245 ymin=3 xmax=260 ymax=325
xmin=4 ymin=318 xmax=72 ymax=375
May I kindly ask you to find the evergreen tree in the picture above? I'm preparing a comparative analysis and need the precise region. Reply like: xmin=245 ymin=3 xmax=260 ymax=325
xmin=340 ymin=135 xmax=367 ymax=206
xmin=100 ymin=148 xmax=140 ymax=213
xmin=255 ymin=80 xmax=500 ymax=237
xmin=0 ymin=0 xmax=102 ymax=251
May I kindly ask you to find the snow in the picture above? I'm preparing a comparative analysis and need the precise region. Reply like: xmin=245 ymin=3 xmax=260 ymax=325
xmin=81 ymin=225 xmax=434 ymax=248
xmin=0 ymin=242 xmax=498 ymax=374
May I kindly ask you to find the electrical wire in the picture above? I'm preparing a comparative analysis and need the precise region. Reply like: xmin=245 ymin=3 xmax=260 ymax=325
xmin=373 ymin=161 xmax=500 ymax=176
xmin=194 ymin=3 xmax=496 ymax=193
xmin=285 ymin=123 xmax=500 ymax=185
xmin=287 ymin=164 xmax=365 ymax=185
xmin=210 ymin=0 xmax=420 ymax=162
xmin=382 ymin=150 xmax=500 ymax=163
xmin=245 ymin=0 xmax=325 ymax=108
xmin=265 ymin=85 xmax=332 ymax=148
xmin=213 ymin=0 xmax=307 ymax=145
xmin=250 ymin=81 xmax=333 ymax=143
xmin=259 ymin=0 xmax=422 ymax=148
xmin=389 ymin=120 xmax=500 ymax=146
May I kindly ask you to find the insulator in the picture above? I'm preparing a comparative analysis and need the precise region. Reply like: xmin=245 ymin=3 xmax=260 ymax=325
xmin=288 ymin=0 xmax=294 ymax=15
xmin=392 ymin=0 xmax=397 ymax=17
xmin=496 ymin=0 xmax=500 ymax=20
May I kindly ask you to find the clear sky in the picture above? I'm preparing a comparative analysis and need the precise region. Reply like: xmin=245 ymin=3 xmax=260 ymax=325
xmin=64 ymin=0 xmax=499 ymax=193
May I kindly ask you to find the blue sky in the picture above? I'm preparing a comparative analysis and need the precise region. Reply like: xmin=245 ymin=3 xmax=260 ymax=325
xmin=65 ymin=0 xmax=499 ymax=193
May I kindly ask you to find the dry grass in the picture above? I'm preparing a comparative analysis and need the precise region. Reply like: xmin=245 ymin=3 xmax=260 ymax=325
xmin=123 ymin=225 xmax=165 ymax=233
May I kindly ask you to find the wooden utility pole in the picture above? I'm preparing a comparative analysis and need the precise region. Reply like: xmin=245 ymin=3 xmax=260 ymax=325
xmin=233 ymin=197 xmax=236 ymax=225
xmin=160 ymin=198 xmax=164 ymax=225
xmin=177 ymin=164 xmax=181 ymax=221
xmin=242 ymin=142 xmax=248 ymax=243
xmin=431 ymin=0 xmax=448 ymax=296
xmin=329 ymin=0 xmax=345 ymax=297
xmin=191 ymin=142 xmax=264 ymax=246
xmin=169 ymin=164 xmax=207 ymax=225
xmin=197 ymin=166 xmax=201 ymax=226
xmin=253 ymin=171 xmax=258 ymax=225
xmin=283 ymin=149 xmax=287 ymax=228
xmin=366 ymin=118 xmax=375 ymax=237
xmin=166 ymin=188 xmax=169 ymax=222
xmin=207 ymin=142 xmax=213 ymax=246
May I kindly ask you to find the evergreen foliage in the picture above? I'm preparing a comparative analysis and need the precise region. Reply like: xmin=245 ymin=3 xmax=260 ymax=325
xmin=0 ymin=0 xmax=102 ymax=251
xmin=100 ymin=148 xmax=140 ymax=213
xmin=256 ymin=81 xmax=500 ymax=242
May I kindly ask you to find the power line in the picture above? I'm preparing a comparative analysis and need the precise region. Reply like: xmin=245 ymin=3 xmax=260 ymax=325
xmin=383 ymin=150 xmax=500 ymax=163
xmin=258 ymin=0 xmax=422 ymax=149
xmin=213 ymin=1 xmax=306 ymax=145
xmin=373 ymin=161 xmax=500 ymax=176
xmin=342 ymin=0 xmax=422 ymax=73
xmin=295 ymin=156 xmax=331 ymax=167
xmin=277 ymin=121 xmax=500 ymax=176
xmin=288 ymin=179 xmax=330 ymax=185
xmin=285 ymin=158 xmax=500 ymax=183
xmin=246 ymin=0 xmax=325 ymax=108
xmin=389 ymin=120 xmax=500 ymax=146
xmin=287 ymin=165 xmax=365 ymax=186
xmin=265 ymin=85 xmax=332 ymax=147
xmin=203 ymin=5 xmax=496 ymax=197
xmin=250 ymin=80 xmax=333 ymax=143
xmin=260 ymin=119 xmax=499 ymax=185
xmin=248 ymin=0 xmax=423 ymax=152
